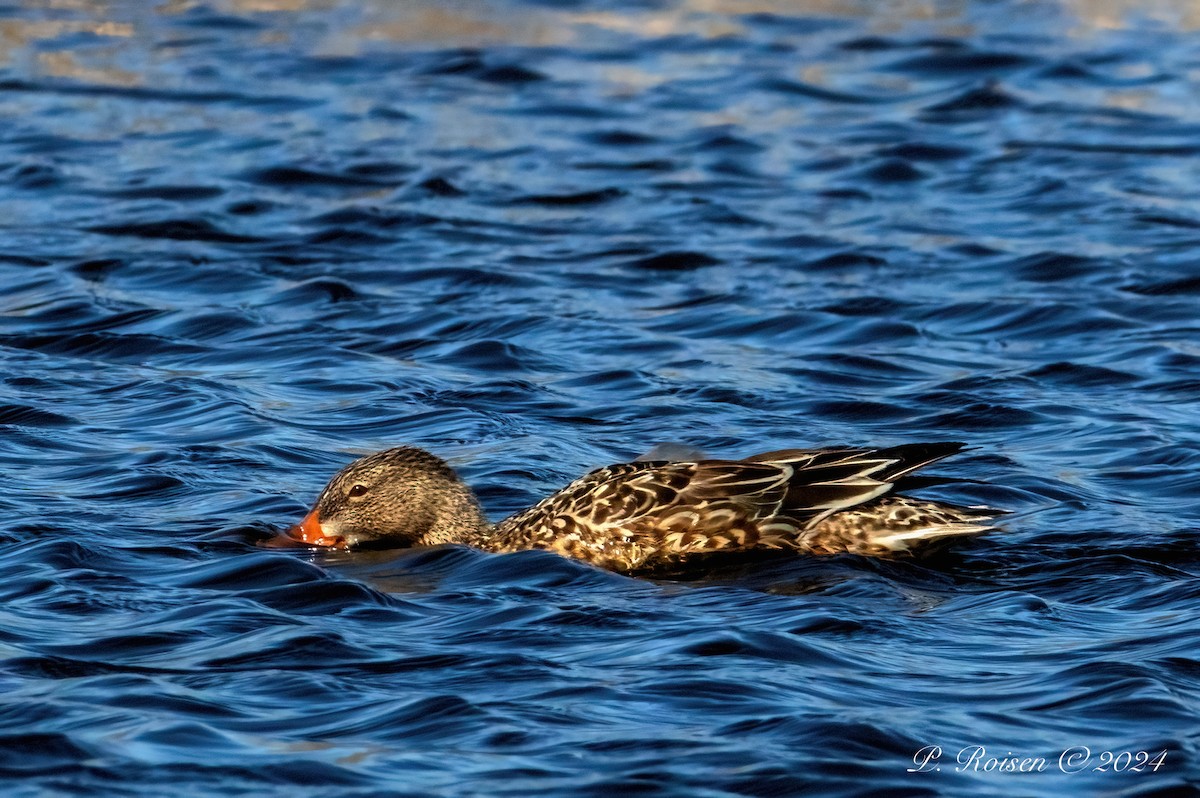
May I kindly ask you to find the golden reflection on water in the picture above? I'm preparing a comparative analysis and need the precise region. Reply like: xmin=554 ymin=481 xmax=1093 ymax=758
xmin=37 ymin=49 xmax=139 ymax=86
xmin=0 ymin=0 xmax=1190 ymax=61
xmin=4 ymin=0 xmax=1193 ymax=58
xmin=0 ymin=18 xmax=132 ymax=57
xmin=0 ymin=0 xmax=1192 ymax=112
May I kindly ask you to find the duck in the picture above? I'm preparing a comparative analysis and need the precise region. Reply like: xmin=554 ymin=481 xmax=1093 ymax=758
xmin=287 ymin=441 xmax=1000 ymax=572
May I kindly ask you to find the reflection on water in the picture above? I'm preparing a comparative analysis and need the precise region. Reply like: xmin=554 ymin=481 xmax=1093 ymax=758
xmin=3 ymin=0 xmax=1196 ymax=70
xmin=0 ymin=0 xmax=1198 ymax=796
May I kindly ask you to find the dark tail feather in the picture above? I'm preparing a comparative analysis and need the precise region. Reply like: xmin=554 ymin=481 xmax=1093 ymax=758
xmin=874 ymin=442 xmax=967 ymax=482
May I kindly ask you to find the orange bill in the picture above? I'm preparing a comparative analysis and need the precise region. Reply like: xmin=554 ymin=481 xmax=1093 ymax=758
xmin=287 ymin=509 xmax=345 ymax=547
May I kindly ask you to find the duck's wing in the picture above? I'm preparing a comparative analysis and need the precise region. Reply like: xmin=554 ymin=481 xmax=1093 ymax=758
xmin=493 ymin=459 xmax=795 ymax=562
xmin=746 ymin=441 xmax=969 ymax=526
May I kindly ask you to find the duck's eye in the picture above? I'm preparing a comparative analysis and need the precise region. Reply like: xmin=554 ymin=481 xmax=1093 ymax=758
xmin=348 ymin=484 xmax=369 ymax=499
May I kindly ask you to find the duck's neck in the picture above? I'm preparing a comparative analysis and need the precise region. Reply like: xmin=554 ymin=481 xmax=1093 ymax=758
xmin=421 ymin=481 xmax=496 ymax=549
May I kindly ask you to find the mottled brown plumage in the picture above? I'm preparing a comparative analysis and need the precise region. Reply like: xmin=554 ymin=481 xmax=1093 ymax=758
xmin=288 ymin=442 xmax=999 ymax=572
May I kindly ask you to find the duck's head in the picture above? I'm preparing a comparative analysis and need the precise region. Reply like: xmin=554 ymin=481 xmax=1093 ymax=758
xmin=288 ymin=446 xmax=487 ymax=549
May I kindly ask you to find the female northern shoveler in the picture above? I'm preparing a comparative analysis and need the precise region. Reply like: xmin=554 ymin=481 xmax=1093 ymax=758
xmin=287 ymin=442 xmax=999 ymax=572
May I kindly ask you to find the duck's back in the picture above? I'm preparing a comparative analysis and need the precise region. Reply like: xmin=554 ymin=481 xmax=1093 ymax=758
xmin=491 ymin=443 xmax=997 ymax=571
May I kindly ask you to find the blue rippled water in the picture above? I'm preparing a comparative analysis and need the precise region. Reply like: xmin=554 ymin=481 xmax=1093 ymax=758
xmin=1 ymin=1 xmax=1198 ymax=796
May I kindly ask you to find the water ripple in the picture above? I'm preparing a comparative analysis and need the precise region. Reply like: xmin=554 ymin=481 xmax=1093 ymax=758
xmin=0 ymin=1 xmax=1196 ymax=796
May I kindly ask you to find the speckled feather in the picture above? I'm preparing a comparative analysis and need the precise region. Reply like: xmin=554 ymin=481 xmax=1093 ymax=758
xmin=480 ymin=443 xmax=996 ymax=570
xmin=297 ymin=442 xmax=999 ymax=572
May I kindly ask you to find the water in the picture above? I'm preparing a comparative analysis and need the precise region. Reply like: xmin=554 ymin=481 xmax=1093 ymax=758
xmin=1 ymin=1 xmax=1198 ymax=795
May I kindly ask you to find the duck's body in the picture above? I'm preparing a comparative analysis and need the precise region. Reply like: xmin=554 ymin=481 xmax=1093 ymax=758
xmin=289 ymin=442 xmax=998 ymax=572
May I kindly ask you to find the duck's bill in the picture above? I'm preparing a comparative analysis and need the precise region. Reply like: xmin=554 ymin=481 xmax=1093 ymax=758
xmin=287 ymin=509 xmax=347 ymax=548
